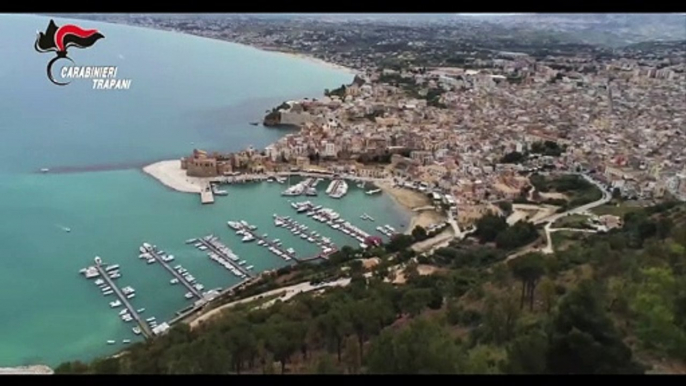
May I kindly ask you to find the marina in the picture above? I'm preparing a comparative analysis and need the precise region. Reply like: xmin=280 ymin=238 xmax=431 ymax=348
xmin=82 ymin=257 xmax=153 ymax=339
xmin=139 ymin=243 xmax=206 ymax=302
xmin=273 ymin=214 xmax=337 ymax=254
xmin=192 ymin=235 xmax=253 ymax=279
xmin=289 ymin=201 xmax=376 ymax=248
xmin=229 ymin=220 xmax=301 ymax=262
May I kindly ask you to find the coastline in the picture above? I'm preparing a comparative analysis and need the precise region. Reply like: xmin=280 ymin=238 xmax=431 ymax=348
xmin=254 ymin=45 xmax=358 ymax=75
xmin=142 ymin=160 xmax=207 ymax=194
xmin=375 ymin=181 xmax=447 ymax=233
xmin=0 ymin=365 xmax=53 ymax=375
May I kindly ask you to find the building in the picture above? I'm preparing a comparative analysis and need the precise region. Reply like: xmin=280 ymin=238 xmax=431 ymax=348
xmin=181 ymin=149 xmax=233 ymax=177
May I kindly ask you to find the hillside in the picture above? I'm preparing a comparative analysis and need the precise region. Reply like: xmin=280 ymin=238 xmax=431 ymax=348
xmin=55 ymin=201 xmax=686 ymax=374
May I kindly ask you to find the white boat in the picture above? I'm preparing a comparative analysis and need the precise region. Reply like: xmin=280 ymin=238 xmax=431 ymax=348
xmin=110 ymin=300 xmax=122 ymax=308
xmin=132 ymin=327 xmax=141 ymax=335
xmin=103 ymin=290 xmax=113 ymax=296
xmin=123 ymin=339 xmax=131 ymax=344
xmin=246 ymin=265 xmax=254 ymax=270
xmin=119 ymin=309 xmax=128 ymax=316
xmin=185 ymin=238 xmax=197 ymax=244
xmin=199 ymin=245 xmax=208 ymax=251
xmin=40 ymin=168 xmax=50 ymax=173
xmin=126 ymin=293 xmax=135 ymax=299
xmin=242 ymin=235 xmax=255 ymax=242
xmin=170 ymin=278 xmax=179 ymax=284
xmin=147 ymin=258 xmax=155 ymax=264
xmin=105 ymin=264 xmax=119 ymax=272
xmin=146 ymin=317 xmax=156 ymax=322
xmin=138 ymin=246 xmax=146 ymax=253
xmin=184 ymin=292 xmax=194 ymax=299
xmin=94 ymin=279 xmax=105 ymax=286
xmin=365 ymin=189 xmax=381 ymax=195
xmin=107 ymin=340 xmax=115 ymax=345
xmin=137 ymin=308 xmax=145 ymax=313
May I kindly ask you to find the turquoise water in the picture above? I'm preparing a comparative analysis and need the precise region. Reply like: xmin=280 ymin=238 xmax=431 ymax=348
xmin=0 ymin=15 xmax=409 ymax=367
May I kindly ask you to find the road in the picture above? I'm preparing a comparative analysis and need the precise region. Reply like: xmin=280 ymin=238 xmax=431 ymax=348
xmin=189 ymin=276 xmax=355 ymax=329
xmin=512 ymin=173 xmax=612 ymax=257
xmin=533 ymin=173 xmax=612 ymax=226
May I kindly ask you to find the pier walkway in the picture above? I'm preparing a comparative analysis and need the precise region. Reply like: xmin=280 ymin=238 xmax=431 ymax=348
xmin=196 ymin=237 xmax=253 ymax=278
xmin=200 ymin=187 xmax=214 ymax=204
xmin=93 ymin=263 xmax=153 ymax=339
xmin=240 ymin=227 xmax=303 ymax=263
xmin=146 ymin=247 xmax=204 ymax=300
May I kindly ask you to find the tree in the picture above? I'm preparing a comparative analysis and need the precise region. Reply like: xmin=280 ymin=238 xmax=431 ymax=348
xmin=628 ymin=267 xmax=686 ymax=357
xmin=366 ymin=319 xmax=464 ymax=374
xmin=497 ymin=201 xmax=514 ymax=216
xmin=411 ymin=225 xmax=428 ymax=241
xmin=313 ymin=355 xmax=341 ymax=374
xmin=464 ymin=345 xmax=506 ymax=374
xmin=612 ymin=187 xmax=622 ymax=200
xmin=539 ymin=277 xmax=558 ymax=314
xmin=475 ymin=214 xmax=508 ymax=243
xmin=316 ymin=308 xmax=352 ymax=363
xmin=480 ymin=292 xmax=521 ymax=344
xmin=503 ymin=330 xmax=549 ymax=374
xmin=400 ymin=288 xmax=432 ymax=317
xmin=509 ymin=253 xmax=546 ymax=311
xmin=546 ymin=280 xmax=644 ymax=374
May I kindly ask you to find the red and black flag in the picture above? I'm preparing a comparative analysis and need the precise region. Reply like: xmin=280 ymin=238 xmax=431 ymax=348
xmin=35 ymin=19 xmax=104 ymax=55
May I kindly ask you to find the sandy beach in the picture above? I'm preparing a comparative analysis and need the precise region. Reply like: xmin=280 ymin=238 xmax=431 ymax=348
xmin=142 ymin=160 xmax=210 ymax=194
xmin=256 ymin=45 xmax=358 ymax=75
xmin=376 ymin=181 xmax=447 ymax=233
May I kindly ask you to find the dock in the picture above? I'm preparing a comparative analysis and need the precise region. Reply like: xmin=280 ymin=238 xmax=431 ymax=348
xmin=93 ymin=262 xmax=153 ymax=339
xmin=200 ymin=188 xmax=214 ymax=204
xmin=240 ymin=226 xmax=301 ymax=263
xmin=196 ymin=237 xmax=254 ymax=278
xmin=145 ymin=246 xmax=205 ymax=301
xmin=289 ymin=203 xmax=371 ymax=243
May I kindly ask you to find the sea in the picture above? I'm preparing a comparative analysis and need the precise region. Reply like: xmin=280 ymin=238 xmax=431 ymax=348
xmin=0 ymin=14 xmax=410 ymax=367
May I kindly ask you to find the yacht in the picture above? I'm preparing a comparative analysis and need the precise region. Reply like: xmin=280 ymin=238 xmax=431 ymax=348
xmin=132 ymin=327 xmax=141 ymax=335
xmin=184 ymin=292 xmax=194 ymax=299
xmin=126 ymin=293 xmax=135 ymax=299
xmin=242 ymin=234 xmax=255 ymax=243
xmin=107 ymin=340 xmax=116 ymax=345
xmin=110 ymin=300 xmax=122 ymax=308
xmin=246 ymin=265 xmax=254 ymax=270
xmin=227 ymin=221 xmax=242 ymax=230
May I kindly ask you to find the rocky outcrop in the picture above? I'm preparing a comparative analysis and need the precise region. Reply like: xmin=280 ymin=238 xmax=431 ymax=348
xmin=263 ymin=110 xmax=283 ymax=127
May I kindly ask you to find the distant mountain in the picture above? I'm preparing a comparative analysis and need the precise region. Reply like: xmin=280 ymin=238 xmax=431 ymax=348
xmin=481 ymin=13 xmax=686 ymax=47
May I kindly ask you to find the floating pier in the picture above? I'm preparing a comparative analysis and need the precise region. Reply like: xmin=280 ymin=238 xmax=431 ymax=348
xmin=290 ymin=202 xmax=371 ymax=243
xmin=196 ymin=237 xmax=254 ymax=278
xmin=237 ymin=224 xmax=301 ymax=263
xmin=142 ymin=244 xmax=205 ymax=301
xmin=92 ymin=260 xmax=153 ymax=339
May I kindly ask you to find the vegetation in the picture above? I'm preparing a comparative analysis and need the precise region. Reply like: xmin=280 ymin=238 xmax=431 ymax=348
xmin=56 ymin=202 xmax=686 ymax=374
xmin=530 ymin=173 xmax=603 ymax=210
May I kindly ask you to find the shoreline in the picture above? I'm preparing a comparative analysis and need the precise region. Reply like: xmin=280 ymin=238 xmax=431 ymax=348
xmin=375 ymin=181 xmax=447 ymax=233
xmin=142 ymin=160 xmax=207 ymax=194
xmin=254 ymin=45 xmax=358 ymax=75
xmin=0 ymin=365 xmax=53 ymax=375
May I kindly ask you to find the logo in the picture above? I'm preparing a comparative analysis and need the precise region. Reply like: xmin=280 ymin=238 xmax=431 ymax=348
xmin=35 ymin=19 xmax=104 ymax=86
